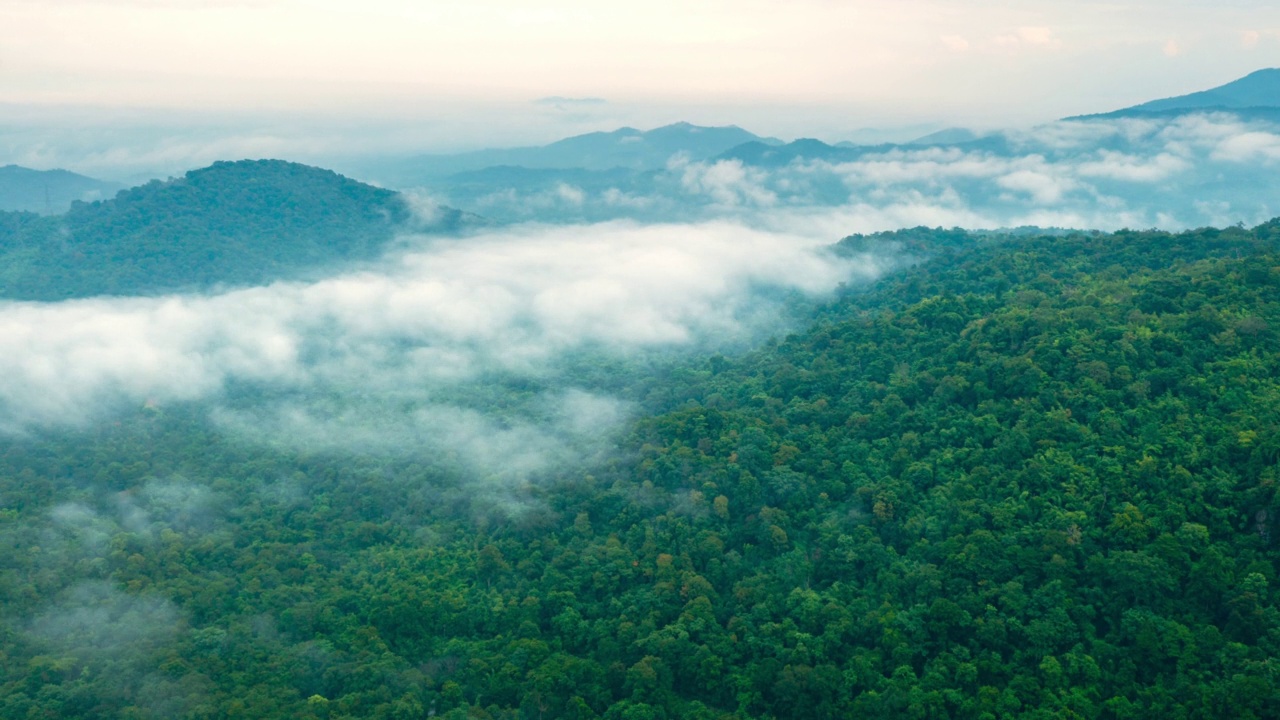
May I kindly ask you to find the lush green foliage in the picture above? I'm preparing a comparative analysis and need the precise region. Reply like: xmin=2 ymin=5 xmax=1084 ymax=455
xmin=2 ymin=223 xmax=1280 ymax=718
xmin=0 ymin=160 xmax=418 ymax=300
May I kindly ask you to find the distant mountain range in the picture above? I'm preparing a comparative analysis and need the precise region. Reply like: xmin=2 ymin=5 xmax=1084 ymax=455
xmin=385 ymin=67 xmax=1280 ymax=225
xmin=722 ymin=69 xmax=1280 ymax=169
xmin=715 ymin=138 xmax=868 ymax=167
xmin=358 ymin=122 xmax=782 ymax=187
xmin=0 ymin=165 xmax=122 ymax=214
xmin=5 ymin=68 xmax=1280 ymax=259
xmin=905 ymin=127 xmax=983 ymax=146
xmin=0 ymin=160 xmax=476 ymax=301
xmin=1071 ymin=67 xmax=1280 ymax=120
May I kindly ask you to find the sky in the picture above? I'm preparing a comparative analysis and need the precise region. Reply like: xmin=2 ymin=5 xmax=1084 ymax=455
xmin=2 ymin=0 xmax=1280 ymax=175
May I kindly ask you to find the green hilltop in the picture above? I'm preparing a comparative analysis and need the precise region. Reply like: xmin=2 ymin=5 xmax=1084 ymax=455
xmin=0 ymin=159 xmax=472 ymax=300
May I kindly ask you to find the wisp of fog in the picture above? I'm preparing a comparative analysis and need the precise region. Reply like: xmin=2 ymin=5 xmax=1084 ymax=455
xmin=0 ymin=220 xmax=885 ymax=484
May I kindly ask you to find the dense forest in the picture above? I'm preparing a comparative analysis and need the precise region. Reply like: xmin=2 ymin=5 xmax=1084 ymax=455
xmin=0 ymin=160 xmax=480 ymax=300
xmin=2 ymin=221 xmax=1279 ymax=718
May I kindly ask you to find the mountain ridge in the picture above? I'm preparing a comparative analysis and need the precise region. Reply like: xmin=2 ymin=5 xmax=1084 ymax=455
xmin=356 ymin=122 xmax=783 ymax=188
xmin=0 ymin=164 xmax=122 ymax=214
xmin=1068 ymin=67 xmax=1280 ymax=120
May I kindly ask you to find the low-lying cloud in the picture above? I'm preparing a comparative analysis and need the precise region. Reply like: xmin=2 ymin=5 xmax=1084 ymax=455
xmin=14 ymin=111 xmax=1279 ymax=495
xmin=0 ymin=221 xmax=883 ymax=485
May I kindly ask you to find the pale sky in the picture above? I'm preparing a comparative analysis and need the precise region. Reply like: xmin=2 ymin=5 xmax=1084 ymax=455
xmin=3 ymin=0 xmax=1280 ymax=170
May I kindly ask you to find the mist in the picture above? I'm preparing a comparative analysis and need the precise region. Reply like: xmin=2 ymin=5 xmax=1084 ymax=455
xmin=0 ymin=220 xmax=885 ymax=489
xmin=9 ymin=112 xmax=1280 ymax=500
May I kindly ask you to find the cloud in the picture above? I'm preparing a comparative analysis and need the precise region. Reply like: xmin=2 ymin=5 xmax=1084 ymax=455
xmin=0 ymin=221 xmax=882 ymax=487
xmin=29 ymin=581 xmax=180 ymax=652
xmin=42 ymin=478 xmax=225 ymax=564
xmin=825 ymin=147 xmax=997 ymax=184
xmin=996 ymin=169 xmax=1078 ymax=204
xmin=209 ymin=390 xmax=630 ymax=490
xmin=1011 ymin=117 xmax=1162 ymax=152
xmin=0 ymin=295 xmax=299 ymax=429
xmin=1075 ymin=151 xmax=1189 ymax=182
xmin=676 ymin=158 xmax=778 ymax=207
xmin=556 ymin=182 xmax=586 ymax=205
xmin=1211 ymin=131 xmax=1280 ymax=162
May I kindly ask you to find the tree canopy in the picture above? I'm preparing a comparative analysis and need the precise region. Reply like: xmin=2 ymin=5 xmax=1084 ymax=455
xmin=0 ymin=160 xmax=435 ymax=300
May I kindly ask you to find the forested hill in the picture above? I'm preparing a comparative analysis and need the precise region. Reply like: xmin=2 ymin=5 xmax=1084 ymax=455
xmin=2 ymin=222 xmax=1279 ymax=717
xmin=0 ymin=159 xmax=469 ymax=300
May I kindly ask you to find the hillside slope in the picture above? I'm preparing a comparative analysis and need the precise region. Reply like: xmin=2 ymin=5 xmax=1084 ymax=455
xmin=1128 ymin=68 xmax=1280 ymax=113
xmin=1073 ymin=68 xmax=1280 ymax=119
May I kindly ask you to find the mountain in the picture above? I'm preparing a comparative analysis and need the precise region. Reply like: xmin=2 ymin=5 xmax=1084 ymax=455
xmin=715 ymin=131 xmax=1013 ymax=167
xmin=715 ymin=138 xmax=870 ymax=167
xmin=1073 ymin=68 xmax=1280 ymax=119
xmin=360 ymin=122 xmax=783 ymax=187
xmin=906 ymin=127 xmax=981 ymax=145
xmin=0 ymin=159 xmax=473 ymax=300
xmin=536 ymin=121 xmax=777 ymax=169
xmin=0 ymin=165 xmax=122 ymax=214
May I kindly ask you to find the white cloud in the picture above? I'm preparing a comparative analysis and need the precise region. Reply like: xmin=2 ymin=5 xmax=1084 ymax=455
xmin=679 ymin=159 xmax=778 ymax=207
xmin=996 ymin=169 xmax=1078 ymax=204
xmin=1075 ymin=151 xmax=1189 ymax=182
xmin=556 ymin=183 xmax=586 ymax=205
xmin=0 ymin=221 xmax=878 ymax=440
xmin=1016 ymin=118 xmax=1162 ymax=152
xmin=1212 ymin=131 xmax=1280 ymax=162
xmin=0 ymin=219 xmax=895 ymax=497
xmin=827 ymin=147 xmax=1009 ymax=185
